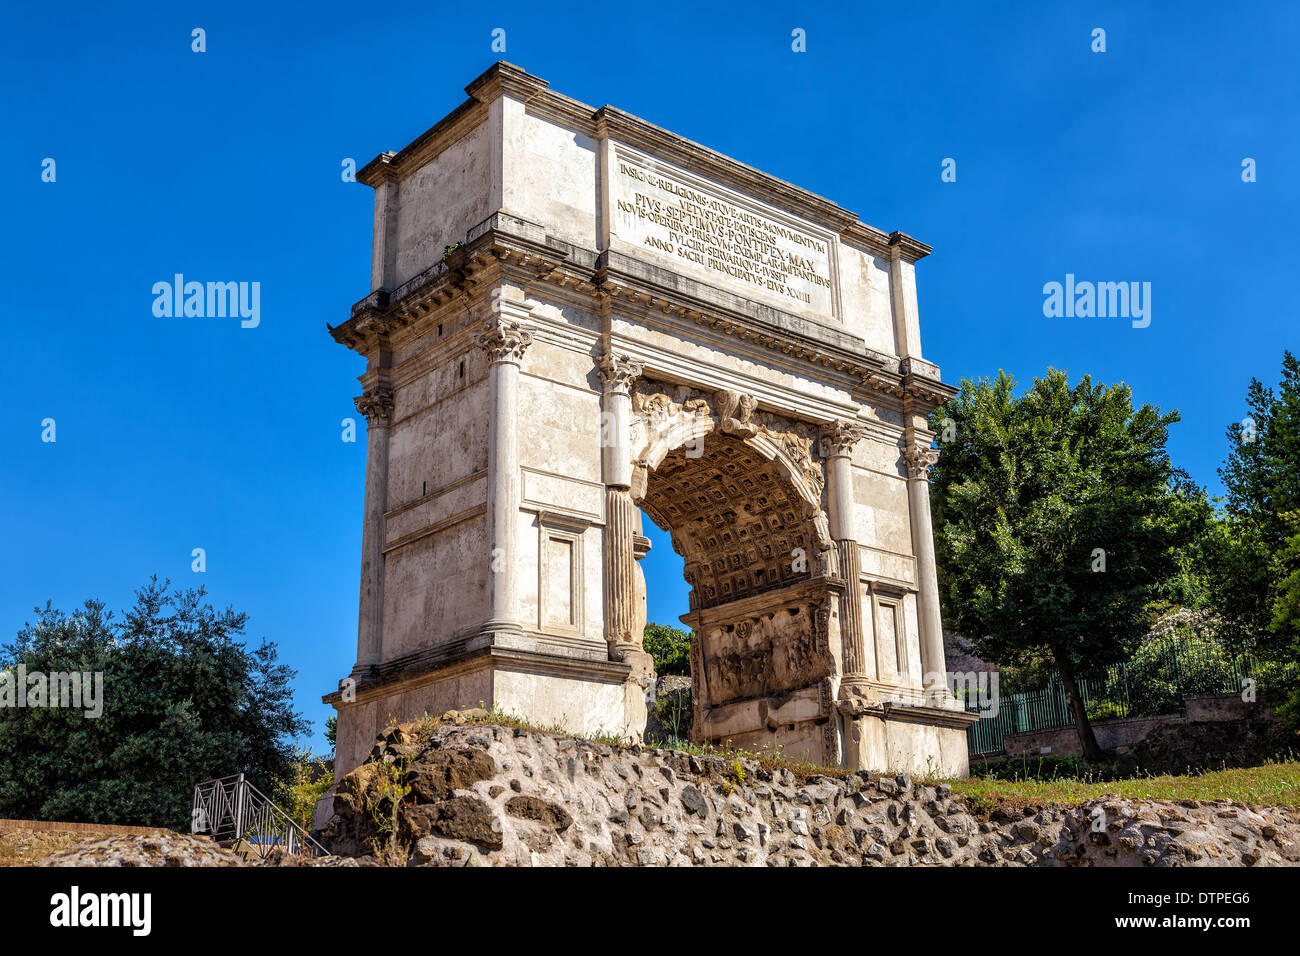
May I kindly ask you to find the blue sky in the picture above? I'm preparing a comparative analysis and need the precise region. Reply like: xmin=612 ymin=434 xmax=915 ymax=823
xmin=3 ymin=1 xmax=1296 ymax=752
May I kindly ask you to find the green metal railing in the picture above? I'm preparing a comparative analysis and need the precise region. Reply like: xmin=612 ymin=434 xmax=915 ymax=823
xmin=965 ymin=633 xmax=1257 ymax=756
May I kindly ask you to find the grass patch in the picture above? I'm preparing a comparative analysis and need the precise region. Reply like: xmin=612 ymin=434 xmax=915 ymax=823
xmin=379 ymin=713 xmax=1300 ymax=812
xmin=946 ymin=759 xmax=1300 ymax=817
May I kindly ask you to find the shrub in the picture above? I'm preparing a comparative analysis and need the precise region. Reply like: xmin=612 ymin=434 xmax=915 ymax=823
xmin=643 ymin=623 xmax=691 ymax=676
xmin=972 ymin=754 xmax=1121 ymax=783
xmin=1085 ymin=698 xmax=1127 ymax=722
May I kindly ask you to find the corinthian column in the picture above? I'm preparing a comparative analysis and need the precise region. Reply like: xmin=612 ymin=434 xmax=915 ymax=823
xmin=352 ymin=384 xmax=394 ymax=677
xmin=475 ymin=315 xmax=532 ymax=634
xmin=820 ymin=419 xmax=870 ymax=696
xmin=904 ymin=440 xmax=948 ymax=699
xmin=597 ymin=350 xmax=643 ymax=660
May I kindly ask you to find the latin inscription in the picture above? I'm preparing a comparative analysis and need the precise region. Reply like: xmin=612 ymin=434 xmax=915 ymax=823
xmin=613 ymin=154 xmax=834 ymax=315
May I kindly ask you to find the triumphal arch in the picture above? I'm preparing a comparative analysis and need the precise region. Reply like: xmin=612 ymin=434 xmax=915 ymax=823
xmin=326 ymin=63 xmax=977 ymax=778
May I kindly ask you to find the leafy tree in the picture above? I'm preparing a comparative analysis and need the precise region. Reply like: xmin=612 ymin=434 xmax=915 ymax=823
xmin=643 ymin=622 xmax=692 ymax=676
xmin=1220 ymin=352 xmax=1300 ymax=545
xmin=1265 ymin=515 xmax=1300 ymax=731
xmin=1199 ymin=515 xmax=1275 ymax=646
xmin=325 ymin=715 xmax=337 ymax=751
xmin=0 ymin=578 xmax=309 ymax=830
xmin=930 ymin=369 xmax=1201 ymax=760
xmin=1271 ymin=515 xmax=1300 ymax=639
xmin=1210 ymin=351 xmax=1300 ymax=657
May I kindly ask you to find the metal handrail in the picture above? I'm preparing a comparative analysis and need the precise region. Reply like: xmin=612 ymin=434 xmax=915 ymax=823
xmin=192 ymin=772 xmax=328 ymax=859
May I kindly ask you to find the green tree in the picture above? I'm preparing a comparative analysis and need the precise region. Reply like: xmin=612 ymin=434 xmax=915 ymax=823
xmin=1272 ymin=515 xmax=1300 ymax=639
xmin=1211 ymin=351 xmax=1300 ymax=656
xmin=930 ymin=369 xmax=1200 ymax=760
xmin=643 ymin=622 xmax=692 ymax=676
xmin=1220 ymin=352 xmax=1300 ymax=544
xmin=0 ymin=577 xmax=309 ymax=830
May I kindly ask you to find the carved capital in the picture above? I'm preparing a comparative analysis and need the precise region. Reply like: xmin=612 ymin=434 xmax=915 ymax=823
xmin=903 ymin=442 xmax=941 ymax=480
xmin=596 ymin=351 xmax=642 ymax=394
xmin=474 ymin=317 xmax=533 ymax=365
xmin=354 ymin=385 xmax=395 ymax=426
xmin=819 ymin=419 xmax=869 ymax=458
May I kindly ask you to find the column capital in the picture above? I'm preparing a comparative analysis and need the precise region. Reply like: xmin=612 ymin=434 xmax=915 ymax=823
xmin=819 ymin=419 xmax=869 ymax=458
xmin=903 ymin=441 xmax=941 ymax=481
xmin=354 ymin=385 xmax=395 ymax=426
xmin=596 ymin=350 xmax=642 ymax=395
xmin=475 ymin=316 xmax=533 ymax=366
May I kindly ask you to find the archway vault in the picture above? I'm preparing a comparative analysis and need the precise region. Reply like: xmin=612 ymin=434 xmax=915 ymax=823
xmin=627 ymin=378 xmax=843 ymax=763
xmin=639 ymin=435 xmax=818 ymax=611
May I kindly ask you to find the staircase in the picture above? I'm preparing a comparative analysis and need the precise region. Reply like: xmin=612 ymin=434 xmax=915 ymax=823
xmin=191 ymin=773 xmax=328 ymax=861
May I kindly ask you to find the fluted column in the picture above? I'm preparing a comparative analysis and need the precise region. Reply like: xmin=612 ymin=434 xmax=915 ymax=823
xmin=820 ymin=419 xmax=870 ymax=694
xmin=352 ymin=384 xmax=394 ymax=676
xmin=604 ymin=488 xmax=639 ymax=653
xmin=904 ymin=440 xmax=947 ymax=695
xmin=475 ymin=316 xmax=532 ymax=633
xmin=598 ymin=350 xmax=643 ymax=660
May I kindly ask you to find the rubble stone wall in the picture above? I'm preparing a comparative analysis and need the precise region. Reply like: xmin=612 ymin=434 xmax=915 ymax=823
xmin=318 ymin=721 xmax=1300 ymax=867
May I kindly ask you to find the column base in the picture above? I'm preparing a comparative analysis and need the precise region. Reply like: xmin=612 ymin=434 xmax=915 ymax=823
xmin=479 ymin=619 xmax=526 ymax=641
xmin=347 ymin=662 xmax=377 ymax=682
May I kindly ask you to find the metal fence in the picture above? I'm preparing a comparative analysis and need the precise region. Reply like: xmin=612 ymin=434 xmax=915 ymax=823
xmin=965 ymin=633 xmax=1257 ymax=757
xmin=191 ymin=772 xmax=327 ymax=859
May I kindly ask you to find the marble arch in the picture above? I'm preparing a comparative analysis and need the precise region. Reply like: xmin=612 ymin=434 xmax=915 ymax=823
xmin=325 ymin=63 xmax=977 ymax=778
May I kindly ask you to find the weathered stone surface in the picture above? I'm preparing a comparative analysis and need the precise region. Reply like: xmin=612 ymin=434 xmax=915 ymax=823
xmin=40 ymin=833 xmax=246 ymax=867
xmin=504 ymin=796 xmax=573 ymax=831
xmin=427 ymin=797 xmax=503 ymax=850
xmin=405 ymin=748 xmax=497 ymax=803
xmin=680 ymin=784 xmax=708 ymax=816
xmin=316 ymin=722 xmax=1300 ymax=867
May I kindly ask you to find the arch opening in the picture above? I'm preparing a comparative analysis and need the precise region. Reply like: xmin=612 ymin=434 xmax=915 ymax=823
xmin=633 ymin=429 xmax=841 ymax=765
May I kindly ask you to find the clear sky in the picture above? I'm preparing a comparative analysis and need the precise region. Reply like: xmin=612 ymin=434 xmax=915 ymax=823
xmin=3 ymin=1 xmax=1296 ymax=753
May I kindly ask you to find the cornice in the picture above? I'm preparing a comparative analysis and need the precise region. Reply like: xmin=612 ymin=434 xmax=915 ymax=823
xmin=888 ymin=231 xmax=932 ymax=263
xmin=863 ymin=358 xmax=958 ymax=414
xmin=331 ymin=218 xmax=914 ymax=393
xmin=357 ymin=62 xmax=543 ymax=187
xmin=356 ymin=96 xmax=488 ymax=187
xmin=328 ymin=216 xmax=958 ymax=408
xmin=464 ymin=60 xmax=549 ymax=103
xmin=329 ymin=215 xmax=573 ymax=354
xmin=839 ymin=221 xmax=895 ymax=260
